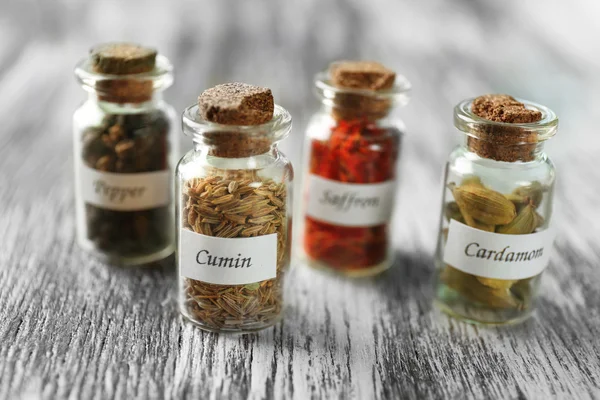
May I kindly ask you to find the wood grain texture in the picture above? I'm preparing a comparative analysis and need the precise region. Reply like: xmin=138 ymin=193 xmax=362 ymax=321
xmin=1 ymin=0 xmax=599 ymax=399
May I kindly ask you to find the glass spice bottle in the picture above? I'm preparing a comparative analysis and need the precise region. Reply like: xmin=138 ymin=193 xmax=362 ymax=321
xmin=435 ymin=94 xmax=558 ymax=325
xmin=299 ymin=61 xmax=411 ymax=277
xmin=73 ymin=43 xmax=177 ymax=265
xmin=177 ymin=83 xmax=293 ymax=333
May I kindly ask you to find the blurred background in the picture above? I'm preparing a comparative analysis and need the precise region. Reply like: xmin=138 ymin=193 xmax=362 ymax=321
xmin=0 ymin=0 xmax=598 ymax=251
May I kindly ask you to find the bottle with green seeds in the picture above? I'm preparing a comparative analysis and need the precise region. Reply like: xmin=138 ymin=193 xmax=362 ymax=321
xmin=435 ymin=94 xmax=558 ymax=325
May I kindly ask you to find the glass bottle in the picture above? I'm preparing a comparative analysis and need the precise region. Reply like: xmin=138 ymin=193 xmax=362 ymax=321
xmin=177 ymin=103 xmax=293 ymax=333
xmin=299 ymin=69 xmax=411 ymax=276
xmin=434 ymin=97 xmax=558 ymax=325
xmin=73 ymin=44 xmax=177 ymax=265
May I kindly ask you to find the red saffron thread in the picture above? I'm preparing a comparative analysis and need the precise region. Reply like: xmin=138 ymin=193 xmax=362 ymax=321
xmin=304 ymin=119 xmax=399 ymax=271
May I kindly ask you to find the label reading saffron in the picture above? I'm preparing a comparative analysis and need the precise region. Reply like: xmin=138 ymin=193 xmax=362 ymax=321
xmin=179 ymin=229 xmax=277 ymax=285
xmin=443 ymin=220 xmax=555 ymax=279
xmin=78 ymin=163 xmax=170 ymax=211
xmin=305 ymin=175 xmax=396 ymax=227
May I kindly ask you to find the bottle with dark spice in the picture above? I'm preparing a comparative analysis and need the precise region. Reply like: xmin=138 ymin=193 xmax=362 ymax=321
xmin=299 ymin=61 xmax=411 ymax=276
xmin=73 ymin=43 xmax=177 ymax=265
xmin=435 ymin=94 xmax=558 ymax=325
xmin=177 ymin=83 xmax=293 ymax=332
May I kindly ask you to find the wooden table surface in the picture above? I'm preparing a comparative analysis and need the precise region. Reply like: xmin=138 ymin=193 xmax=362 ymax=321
xmin=1 ymin=1 xmax=599 ymax=399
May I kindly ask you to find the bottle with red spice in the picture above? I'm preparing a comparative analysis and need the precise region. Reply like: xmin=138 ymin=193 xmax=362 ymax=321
xmin=299 ymin=61 xmax=411 ymax=276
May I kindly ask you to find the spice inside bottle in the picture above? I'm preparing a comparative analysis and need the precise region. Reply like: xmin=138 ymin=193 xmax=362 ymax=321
xmin=300 ymin=61 xmax=411 ymax=276
xmin=177 ymin=83 xmax=293 ymax=332
xmin=435 ymin=94 xmax=558 ymax=325
xmin=73 ymin=43 xmax=177 ymax=265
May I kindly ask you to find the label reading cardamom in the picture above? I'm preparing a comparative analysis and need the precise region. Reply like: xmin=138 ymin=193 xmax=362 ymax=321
xmin=443 ymin=220 xmax=555 ymax=279
xmin=77 ymin=163 xmax=170 ymax=211
xmin=179 ymin=229 xmax=277 ymax=285
xmin=305 ymin=175 xmax=396 ymax=227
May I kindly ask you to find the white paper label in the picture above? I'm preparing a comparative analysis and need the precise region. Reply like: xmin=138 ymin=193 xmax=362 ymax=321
xmin=443 ymin=220 xmax=555 ymax=280
xmin=179 ymin=229 xmax=277 ymax=285
xmin=305 ymin=175 xmax=396 ymax=227
xmin=78 ymin=163 xmax=170 ymax=211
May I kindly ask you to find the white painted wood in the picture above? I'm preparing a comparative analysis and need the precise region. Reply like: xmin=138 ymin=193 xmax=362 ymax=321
xmin=0 ymin=0 xmax=599 ymax=398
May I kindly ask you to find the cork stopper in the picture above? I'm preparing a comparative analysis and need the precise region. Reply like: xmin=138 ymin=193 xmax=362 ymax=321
xmin=91 ymin=43 xmax=157 ymax=75
xmin=468 ymin=94 xmax=543 ymax=162
xmin=198 ymin=83 xmax=274 ymax=126
xmin=330 ymin=61 xmax=396 ymax=90
xmin=90 ymin=43 xmax=157 ymax=103
xmin=197 ymin=83 xmax=276 ymax=158
xmin=328 ymin=61 xmax=396 ymax=121
xmin=202 ymin=132 xmax=272 ymax=158
xmin=472 ymin=95 xmax=542 ymax=124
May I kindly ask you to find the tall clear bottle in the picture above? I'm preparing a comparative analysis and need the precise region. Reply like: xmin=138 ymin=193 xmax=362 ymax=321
xmin=73 ymin=43 xmax=177 ymax=265
xmin=435 ymin=95 xmax=558 ymax=325
xmin=177 ymin=84 xmax=293 ymax=332
xmin=299 ymin=61 xmax=410 ymax=277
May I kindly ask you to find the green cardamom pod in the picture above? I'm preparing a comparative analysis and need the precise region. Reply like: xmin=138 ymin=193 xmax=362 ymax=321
xmin=535 ymin=211 xmax=545 ymax=229
xmin=511 ymin=181 xmax=544 ymax=208
xmin=444 ymin=201 xmax=465 ymax=223
xmin=505 ymin=193 xmax=529 ymax=212
xmin=441 ymin=266 xmax=522 ymax=310
xmin=476 ymin=276 xmax=517 ymax=290
xmin=496 ymin=203 xmax=537 ymax=234
xmin=509 ymin=277 xmax=535 ymax=309
xmin=451 ymin=184 xmax=516 ymax=225
xmin=460 ymin=175 xmax=484 ymax=187
xmin=469 ymin=219 xmax=495 ymax=232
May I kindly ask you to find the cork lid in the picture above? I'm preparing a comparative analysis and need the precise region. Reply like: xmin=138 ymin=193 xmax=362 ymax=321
xmin=471 ymin=95 xmax=542 ymax=124
xmin=454 ymin=95 xmax=558 ymax=162
xmin=75 ymin=43 xmax=172 ymax=104
xmin=90 ymin=43 xmax=157 ymax=75
xmin=314 ymin=61 xmax=410 ymax=121
xmin=183 ymin=84 xmax=290 ymax=158
xmin=330 ymin=61 xmax=396 ymax=90
xmin=198 ymin=83 xmax=274 ymax=126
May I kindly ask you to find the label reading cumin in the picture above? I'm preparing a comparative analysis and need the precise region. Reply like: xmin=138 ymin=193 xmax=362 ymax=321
xmin=305 ymin=175 xmax=396 ymax=227
xmin=179 ymin=229 xmax=277 ymax=285
xmin=443 ymin=220 xmax=555 ymax=280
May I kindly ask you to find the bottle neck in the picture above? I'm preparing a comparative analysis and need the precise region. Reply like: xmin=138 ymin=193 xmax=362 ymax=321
xmin=453 ymin=98 xmax=557 ymax=163
xmin=182 ymin=104 xmax=292 ymax=159
xmin=192 ymin=132 xmax=279 ymax=158
xmin=87 ymin=76 xmax=159 ymax=104
xmin=321 ymin=95 xmax=394 ymax=122
xmin=88 ymin=91 xmax=163 ymax=111
xmin=462 ymin=135 xmax=546 ymax=163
